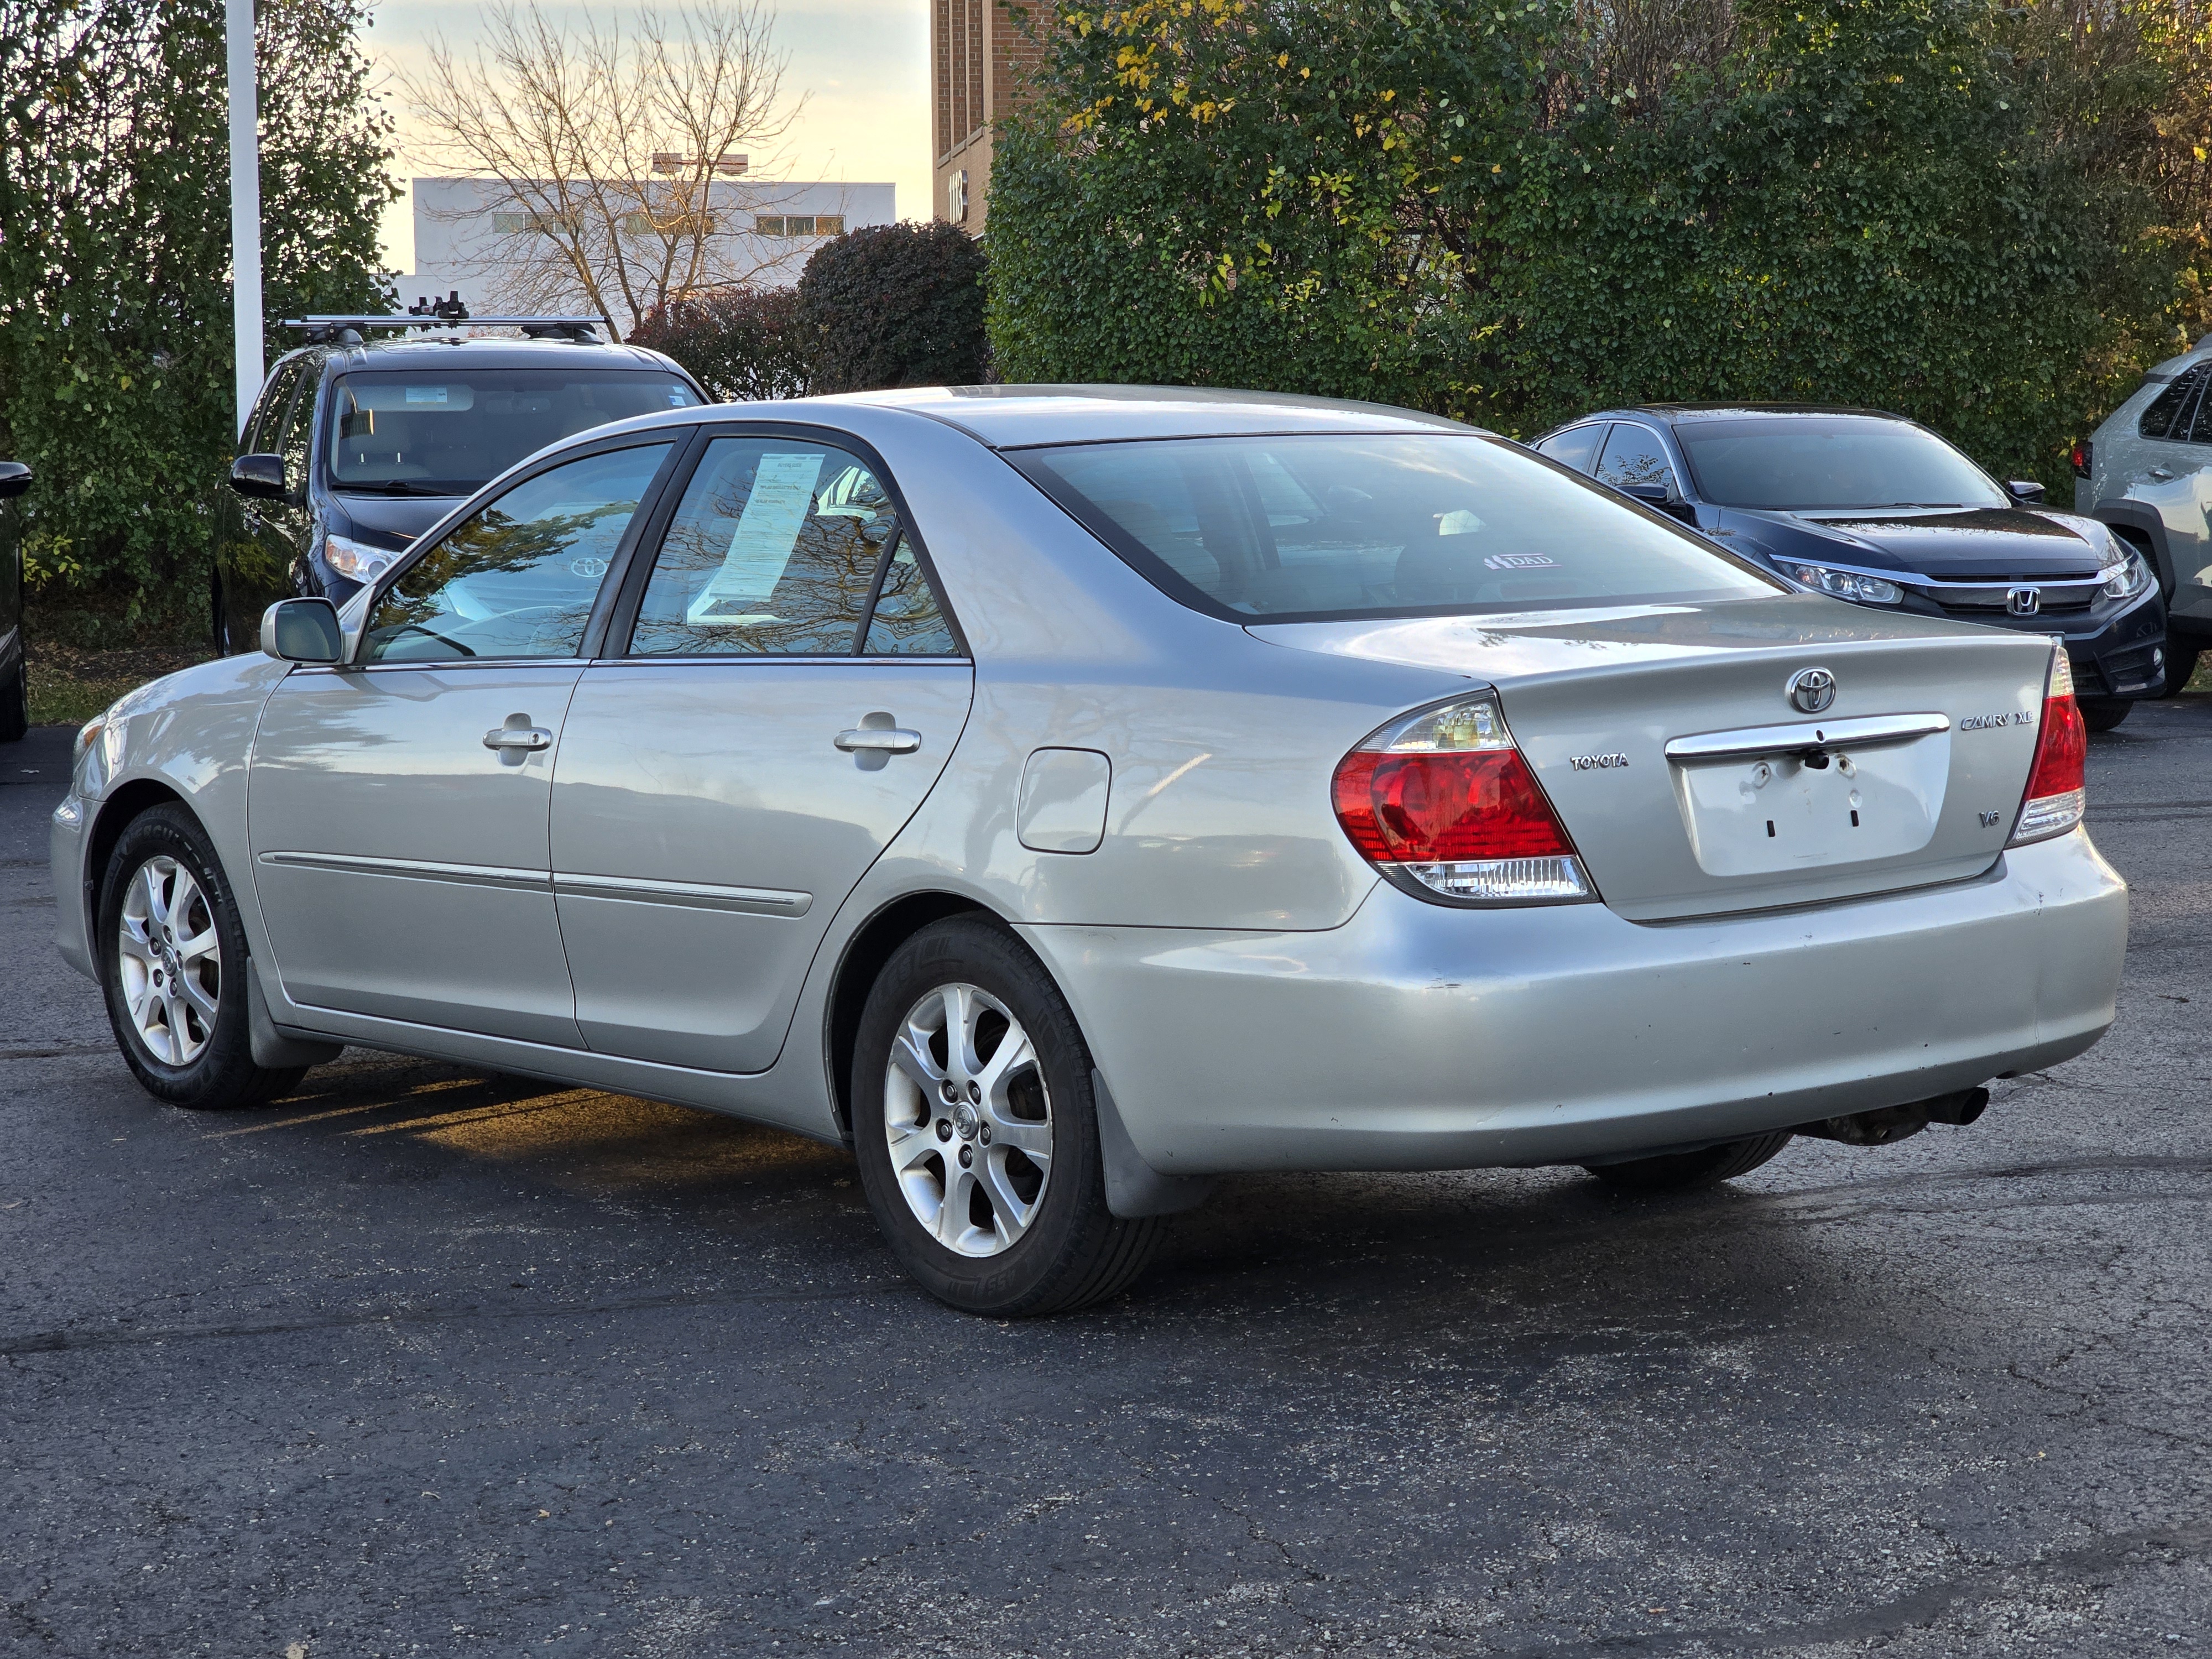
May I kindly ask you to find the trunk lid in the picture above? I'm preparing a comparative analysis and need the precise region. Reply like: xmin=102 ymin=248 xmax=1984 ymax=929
xmin=1253 ymin=597 xmax=2056 ymax=921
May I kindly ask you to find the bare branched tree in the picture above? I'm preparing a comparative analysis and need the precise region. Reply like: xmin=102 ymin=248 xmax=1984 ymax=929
xmin=402 ymin=1 xmax=802 ymax=336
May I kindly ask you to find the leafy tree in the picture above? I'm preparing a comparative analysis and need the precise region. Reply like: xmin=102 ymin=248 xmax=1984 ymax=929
xmin=988 ymin=0 xmax=2198 ymax=487
xmin=797 ymin=221 xmax=989 ymax=393
xmin=630 ymin=285 xmax=811 ymax=400
xmin=0 ymin=0 xmax=394 ymax=609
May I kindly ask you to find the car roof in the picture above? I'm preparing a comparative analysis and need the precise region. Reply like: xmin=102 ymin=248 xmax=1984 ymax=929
xmin=1574 ymin=403 xmax=1906 ymax=424
xmin=306 ymin=336 xmax=689 ymax=376
xmin=821 ymin=384 xmax=1482 ymax=448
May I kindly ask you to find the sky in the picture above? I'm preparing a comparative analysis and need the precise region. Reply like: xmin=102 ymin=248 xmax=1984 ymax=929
xmin=364 ymin=0 xmax=930 ymax=274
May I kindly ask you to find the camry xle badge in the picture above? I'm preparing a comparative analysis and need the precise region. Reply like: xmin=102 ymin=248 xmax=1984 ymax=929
xmin=1786 ymin=666 xmax=1838 ymax=714
xmin=2007 ymin=586 xmax=2042 ymax=616
xmin=1959 ymin=711 xmax=2035 ymax=731
xmin=1569 ymin=753 xmax=1630 ymax=771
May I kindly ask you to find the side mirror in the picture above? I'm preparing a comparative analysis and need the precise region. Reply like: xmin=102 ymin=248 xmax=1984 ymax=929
xmin=229 ymin=453 xmax=288 ymax=500
xmin=260 ymin=597 xmax=343 ymax=664
xmin=1620 ymin=480 xmax=1696 ymax=523
xmin=2007 ymin=479 xmax=2047 ymax=504
xmin=0 ymin=460 xmax=29 ymax=500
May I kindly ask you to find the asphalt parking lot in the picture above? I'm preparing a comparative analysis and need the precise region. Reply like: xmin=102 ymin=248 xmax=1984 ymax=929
xmin=2 ymin=692 xmax=2207 ymax=1659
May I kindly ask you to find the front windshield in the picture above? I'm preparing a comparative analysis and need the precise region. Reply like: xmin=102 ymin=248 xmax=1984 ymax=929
xmin=1011 ymin=434 xmax=1780 ymax=621
xmin=325 ymin=369 xmax=698 ymax=495
xmin=1676 ymin=417 xmax=2008 ymax=511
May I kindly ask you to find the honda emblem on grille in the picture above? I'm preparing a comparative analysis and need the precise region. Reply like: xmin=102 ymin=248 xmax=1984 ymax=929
xmin=2007 ymin=586 xmax=2042 ymax=616
xmin=1786 ymin=666 xmax=1838 ymax=714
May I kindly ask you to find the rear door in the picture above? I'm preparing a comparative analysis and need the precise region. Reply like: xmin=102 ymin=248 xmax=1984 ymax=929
xmin=2119 ymin=363 xmax=2212 ymax=603
xmin=248 ymin=439 xmax=677 ymax=1042
xmin=550 ymin=429 xmax=973 ymax=1073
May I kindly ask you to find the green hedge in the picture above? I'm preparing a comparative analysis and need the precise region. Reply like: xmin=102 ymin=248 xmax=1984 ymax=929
xmin=0 ymin=0 xmax=394 ymax=609
xmin=987 ymin=0 xmax=2200 ymax=489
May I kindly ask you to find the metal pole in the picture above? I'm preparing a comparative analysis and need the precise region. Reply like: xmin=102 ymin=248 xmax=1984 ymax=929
xmin=225 ymin=0 xmax=262 ymax=439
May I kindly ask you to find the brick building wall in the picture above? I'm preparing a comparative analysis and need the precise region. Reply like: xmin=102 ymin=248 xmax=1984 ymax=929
xmin=932 ymin=0 xmax=1045 ymax=234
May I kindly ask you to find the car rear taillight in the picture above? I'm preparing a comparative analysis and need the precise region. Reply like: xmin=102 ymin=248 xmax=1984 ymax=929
xmin=2008 ymin=647 xmax=2086 ymax=845
xmin=2070 ymin=440 xmax=2093 ymax=480
xmin=1331 ymin=695 xmax=1594 ymax=904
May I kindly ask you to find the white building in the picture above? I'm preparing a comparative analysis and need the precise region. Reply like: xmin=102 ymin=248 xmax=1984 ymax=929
xmin=395 ymin=176 xmax=898 ymax=322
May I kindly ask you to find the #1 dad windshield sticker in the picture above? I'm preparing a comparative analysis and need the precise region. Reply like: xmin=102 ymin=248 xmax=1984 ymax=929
xmin=686 ymin=451 xmax=826 ymax=624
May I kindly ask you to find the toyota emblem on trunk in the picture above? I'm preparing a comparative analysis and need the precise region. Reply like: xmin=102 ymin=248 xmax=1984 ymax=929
xmin=1787 ymin=667 xmax=1838 ymax=714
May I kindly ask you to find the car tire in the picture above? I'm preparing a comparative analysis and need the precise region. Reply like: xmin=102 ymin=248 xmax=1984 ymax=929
xmin=96 ymin=804 xmax=307 ymax=1110
xmin=2078 ymin=698 xmax=2133 ymax=732
xmin=1582 ymin=1130 xmax=1793 ymax=1192
xmin=0 ymin=656 xmax=26 ymax=743
xmin=2166 ymin=643 xmax=2201 ymax=696
xmin=851 ymin=916 xmax=1162 ymax=1316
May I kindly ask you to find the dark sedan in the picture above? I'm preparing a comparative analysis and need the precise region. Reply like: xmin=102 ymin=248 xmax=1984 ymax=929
xmin=1532 ymin=406 xmax=2168 ymax=728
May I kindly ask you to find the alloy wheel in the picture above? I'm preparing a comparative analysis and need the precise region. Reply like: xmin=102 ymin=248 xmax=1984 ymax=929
xmin=882 ymin=981 xmax=1053 ymax=1256
xmin=116 ymin=854 xmax=222 ymax=1066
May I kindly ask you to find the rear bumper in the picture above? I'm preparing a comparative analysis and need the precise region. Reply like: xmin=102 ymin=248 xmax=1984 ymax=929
xmin=1030 ymin=830 xmax=2126 ymax=1175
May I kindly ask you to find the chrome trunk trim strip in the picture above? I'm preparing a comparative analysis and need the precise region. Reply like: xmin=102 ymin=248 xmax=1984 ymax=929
xmin=1665 ymin=712 xmax=1952 ymax=764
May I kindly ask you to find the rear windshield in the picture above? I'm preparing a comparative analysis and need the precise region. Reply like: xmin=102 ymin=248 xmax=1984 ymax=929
xmin=325 ymin=369 xmax=699 ymax=495
xmin=1675 ymin=416 xmax=2008 ymax=510
xmin=1010 ymin=434 xmax=1780 ymax=621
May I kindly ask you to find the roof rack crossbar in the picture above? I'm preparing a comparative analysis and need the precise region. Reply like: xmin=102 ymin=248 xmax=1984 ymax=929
xmin=283 ymin=315 xmax=604 ymax=330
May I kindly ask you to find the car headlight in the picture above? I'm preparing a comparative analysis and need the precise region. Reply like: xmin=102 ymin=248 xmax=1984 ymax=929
xmin=1772 ymin=560 xmax=1905 ymax=606
xmin=2100 ymin=547 xmax=2152 ymax=600
xmin=324 ymin=533 xmax=403 ymax=582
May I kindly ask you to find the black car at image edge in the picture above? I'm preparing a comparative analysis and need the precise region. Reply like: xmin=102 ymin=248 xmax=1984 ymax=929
xmin=216 ymin=320 xmax=708 ymax=651
xmin=1533 ymin=404 xmax=2170 ymax=729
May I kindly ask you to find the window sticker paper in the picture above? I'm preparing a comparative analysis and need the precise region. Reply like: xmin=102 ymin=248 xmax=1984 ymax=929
xmin=686 ymin=451 xmax=826 ymax=623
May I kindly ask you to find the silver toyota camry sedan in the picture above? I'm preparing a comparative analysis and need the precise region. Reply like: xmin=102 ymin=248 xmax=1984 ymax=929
xmin=50 ymin=387 xmax=2126 ymax=1314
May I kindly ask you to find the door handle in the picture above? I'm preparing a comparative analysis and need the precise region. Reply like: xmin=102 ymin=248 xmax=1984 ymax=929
xmin=483 ymin=717 xmax=553 ymax=757
xmin=834 ymin=727 xmax=922 ymax=754
xmin=2147 ymin=467 xmax=2175 ymax=482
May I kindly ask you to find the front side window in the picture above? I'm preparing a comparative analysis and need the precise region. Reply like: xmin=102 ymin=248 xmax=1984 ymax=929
xmin=1594 ymin=424 xmax=1678 ymax=495
xmin=247 ymin=357 xmax=306 ymax=457
xmin=1674 ymin=416 xmax=2008 ymax=510
xmin=1535 ymin=424 xmax=1606 ymax=474
xmin=326 ymin=370 xmax=700 ymax=497
xmin=629 ymin=436 xmax=945 ymax=656
xmin=1011 ymin=434 xmax=1778 ymax=620
xmin=362 ymin=443 xmax=672 ymax=663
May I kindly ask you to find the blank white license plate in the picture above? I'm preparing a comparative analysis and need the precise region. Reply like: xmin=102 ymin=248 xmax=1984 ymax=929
xmin=1673 ymin=738 xmax=1949 ymax=877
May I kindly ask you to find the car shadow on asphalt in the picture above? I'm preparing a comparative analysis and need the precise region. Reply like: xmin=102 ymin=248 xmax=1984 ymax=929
xmin=192 ymin=1046 xmax=1897 ymax=1337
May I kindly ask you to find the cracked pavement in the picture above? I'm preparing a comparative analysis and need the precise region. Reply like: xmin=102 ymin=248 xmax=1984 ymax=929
xmin=1 ymin=688 xmax=2208 ymax=1657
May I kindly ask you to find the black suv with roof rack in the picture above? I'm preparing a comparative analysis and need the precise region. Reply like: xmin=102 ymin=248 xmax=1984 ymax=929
xmin=215 ymin=313 xmax=708 ymax=651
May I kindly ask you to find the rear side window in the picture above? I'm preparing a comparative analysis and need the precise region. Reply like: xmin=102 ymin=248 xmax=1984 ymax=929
xmin=1010 ymin=434 xmax=1778 ymax=620
xmin=2139 ymin=366 xmax=2208 ymax=440
xmin=628 ymin=435 xmax=956 ymax=656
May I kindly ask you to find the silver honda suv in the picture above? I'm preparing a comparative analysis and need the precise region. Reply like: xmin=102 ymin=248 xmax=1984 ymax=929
xmin=2077 ymin=341 xmax=2212 ymax=692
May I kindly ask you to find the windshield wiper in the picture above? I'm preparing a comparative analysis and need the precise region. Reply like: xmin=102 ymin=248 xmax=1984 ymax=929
xmin=336 ymin=481 xmax=465 ymax=498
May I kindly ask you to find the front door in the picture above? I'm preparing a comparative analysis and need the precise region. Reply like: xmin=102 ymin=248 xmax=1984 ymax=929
xmin=247 ymin=439 xmax=676 ymax=1044
xmin=550 ymin=431 xmax=973 ymax=1072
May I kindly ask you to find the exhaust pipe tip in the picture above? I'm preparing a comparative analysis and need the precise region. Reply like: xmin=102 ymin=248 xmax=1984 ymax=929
xmin=1797 ymin=1085 xmax=1990 ymax=1146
